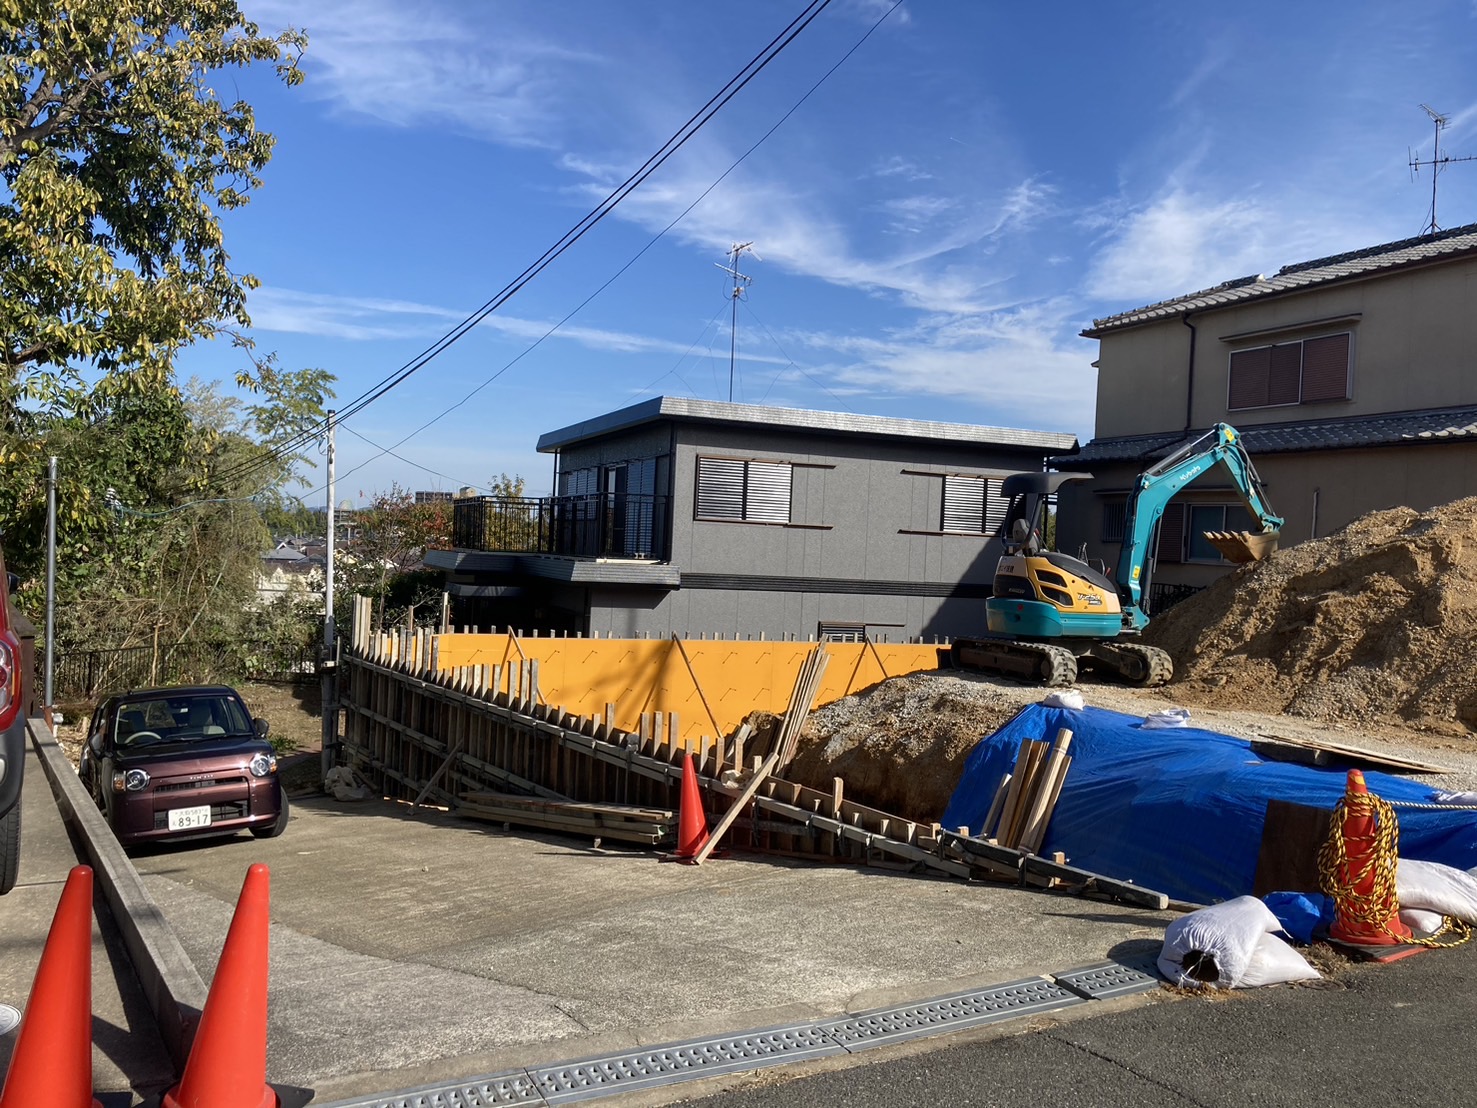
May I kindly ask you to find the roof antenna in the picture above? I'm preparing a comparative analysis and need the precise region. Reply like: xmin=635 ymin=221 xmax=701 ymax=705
xmin=715 ymin=242 xmax=758 ymax=403
xmin=1410 ymin=104 xmax=1476 ymax=235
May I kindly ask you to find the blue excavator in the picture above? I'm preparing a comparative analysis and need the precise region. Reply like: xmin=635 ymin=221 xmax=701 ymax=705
xmin=953 ymin=423 xmax=1283 ymax=687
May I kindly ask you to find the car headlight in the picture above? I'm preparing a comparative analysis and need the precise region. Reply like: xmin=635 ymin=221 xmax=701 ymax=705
xmin=249 ymin=752 xmax=277 ymax=778
xmin=113 ymin=768 xmax=150 ymax=792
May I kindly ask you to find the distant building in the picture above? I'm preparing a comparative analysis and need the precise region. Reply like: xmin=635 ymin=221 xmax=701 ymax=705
xmin=415 ymin=491 xmax=454 ymax=505
xmin=426 ymin=397 xmax=1077 ymax=641
xmin=1057 ymin=223 xmax=1477 ymax=599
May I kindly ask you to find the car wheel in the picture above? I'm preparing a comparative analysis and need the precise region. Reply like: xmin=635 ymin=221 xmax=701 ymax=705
xmin=0 ymin=804 xmax=20 ymax=895
xmin=251 ymin=791 xmax=289 ymax=839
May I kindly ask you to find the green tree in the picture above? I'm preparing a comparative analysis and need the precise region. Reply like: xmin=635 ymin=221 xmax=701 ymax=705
xmin=0 ymin=0 xmax=305 ymax=397
xmin=338 ymin=486 xmax=452 ymax=631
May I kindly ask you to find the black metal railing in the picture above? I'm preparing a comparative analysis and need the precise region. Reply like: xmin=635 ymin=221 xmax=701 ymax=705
xmin=453 ymin=494 xmax=670 ymax=559
xmin=1146 ymin=581 xmax=1204 ymax=614
xmin=49 ymin=637 xmax=319 ymax=701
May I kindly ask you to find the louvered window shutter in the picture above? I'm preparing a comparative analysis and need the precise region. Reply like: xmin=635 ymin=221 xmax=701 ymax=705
xmin=744 ymin=461 xmax=792 ymax=523
xmin=942 ymin=475 xmax=986 ymax=532
xmin=696 ymin=458 xmax=744 ymax=519
xmin=1301 ymin=333 xmax=1351 ymax=401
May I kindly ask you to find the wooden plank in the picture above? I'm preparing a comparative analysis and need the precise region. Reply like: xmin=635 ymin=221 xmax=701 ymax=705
xmin=1251 ymin=799 xmax=1334 ymax=897
xmin=1017 ymin=729 xmax=1073 ymax=853
xmin=692 ymin=754 xmax=779 ymax=865
xmin=982 ymin=772 xmax=1012 ymax=841
xmin=1253 ymin=733 xmax=1451 ymax=774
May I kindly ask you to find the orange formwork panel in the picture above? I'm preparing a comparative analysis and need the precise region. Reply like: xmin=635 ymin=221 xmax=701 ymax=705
xmin=429 ymin=634 xmax=944 ymax=743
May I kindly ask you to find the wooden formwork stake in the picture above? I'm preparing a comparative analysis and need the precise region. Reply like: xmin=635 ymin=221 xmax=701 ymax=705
xmin=692 ymin=753 xmax=780 ymax=865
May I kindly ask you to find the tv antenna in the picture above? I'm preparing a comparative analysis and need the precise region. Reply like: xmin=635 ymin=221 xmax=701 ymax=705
xmin=1410 ymin=103 xmax=1477 ymax=235
xmin=715 ymin=241 xmax=758 ymax=402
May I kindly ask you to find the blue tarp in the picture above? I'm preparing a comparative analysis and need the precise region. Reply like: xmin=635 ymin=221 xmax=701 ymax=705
xmin=940 ymin=703 xmax=1477 ymax=906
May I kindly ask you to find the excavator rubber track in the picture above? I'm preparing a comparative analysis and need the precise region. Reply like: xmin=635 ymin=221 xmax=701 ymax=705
xmin=1084 ymin=642 xmax=1174 ymax=687
xmin=951 ymin=639 xmax=1078 ymax=687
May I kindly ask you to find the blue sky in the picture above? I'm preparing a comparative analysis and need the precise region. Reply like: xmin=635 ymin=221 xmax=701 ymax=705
xmin=178 ymin=0 xmax=1477 ymax=503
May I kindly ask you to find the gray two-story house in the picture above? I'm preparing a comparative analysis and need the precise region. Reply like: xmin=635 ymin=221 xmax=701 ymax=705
xmin=1056 ymin=224 xmax=1477 ymax=598
xmin=426 ymin=397 xmax=1077 ymax=641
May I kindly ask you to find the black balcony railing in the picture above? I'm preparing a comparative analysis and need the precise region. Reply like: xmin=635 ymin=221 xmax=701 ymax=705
xmin=453 ymin=494 xmax=670 ymax=559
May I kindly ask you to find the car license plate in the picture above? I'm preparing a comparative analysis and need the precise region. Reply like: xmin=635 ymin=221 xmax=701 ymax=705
xmin=167 ymin=805 xmax=212 ymax=831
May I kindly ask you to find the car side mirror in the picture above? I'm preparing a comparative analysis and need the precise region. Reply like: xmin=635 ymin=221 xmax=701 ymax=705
xmin=254 ymin=717 xmax=270 ymax=738
xmin=5 ymin=573 xmax=16 ymax=593
xmin=89 ymin=734 xmax=104 ymax=755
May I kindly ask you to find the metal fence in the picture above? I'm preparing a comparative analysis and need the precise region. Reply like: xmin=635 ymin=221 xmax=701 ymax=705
xmin=1146 ymin=582 xmax=1204 ymax=614
xmin=49 ymin=637 xmax=319 ymax=701
xmin=453 ymin=493 xmax=671 ymax=559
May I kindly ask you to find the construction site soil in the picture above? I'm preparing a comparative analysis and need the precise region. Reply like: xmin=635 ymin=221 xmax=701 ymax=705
xmin=791 ymin=496 xmax=1477 ymax=824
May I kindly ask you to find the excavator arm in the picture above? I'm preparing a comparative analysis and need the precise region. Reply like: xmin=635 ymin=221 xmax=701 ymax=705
xmin=1115 ymin=424 xmax=1282 ymax=629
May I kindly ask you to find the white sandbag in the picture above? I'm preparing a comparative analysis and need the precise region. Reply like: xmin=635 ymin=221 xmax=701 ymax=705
xmin=1400 ymin=907 xmax=1447 ymax=934
xmin=324 ymin=764 xmax=372 ymax=802
xmin=1396 ymin=858 xmax=1477 ymax=923
xmin=1143 ymin=707 xmax=1191 ymax=729
xmin=1042 ymin=690 xmax=1084 ymax=709
xmin=1158 ymin=895 xmax=1320 ymax=988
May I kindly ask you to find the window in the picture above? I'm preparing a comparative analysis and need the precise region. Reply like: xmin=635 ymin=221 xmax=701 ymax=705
xmin=1103 ymin=498 xmax=1182 ymax=562
xmin=941 ymin=475 xmax=1008 ymax=534
xmin=818 ymin=622 xmax=865 ymax=643
xmin=1228 ymin=332 xmax=1351 ymax=410
xmin=695 ymin=457 xmax=792 ymax=523
xmin=1185 ymin=504 xmax=1255 ymax=563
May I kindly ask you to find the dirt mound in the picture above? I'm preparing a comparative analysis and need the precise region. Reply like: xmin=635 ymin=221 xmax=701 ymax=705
xmin=1143 ymin=496 xmax=1477 ymax=736
xmin=788 ymin=674 xmax=1031 ymax=822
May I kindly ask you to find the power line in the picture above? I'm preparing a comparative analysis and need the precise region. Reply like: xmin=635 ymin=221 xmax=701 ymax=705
xmin=303 ymin=0 xmax=904 ymax=488
xmin=211 ymin=0 xmax=840 ymax=492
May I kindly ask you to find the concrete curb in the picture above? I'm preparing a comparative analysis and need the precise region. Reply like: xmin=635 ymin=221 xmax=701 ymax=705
xmin=27 ymin=716 xmax=208 ymax=1072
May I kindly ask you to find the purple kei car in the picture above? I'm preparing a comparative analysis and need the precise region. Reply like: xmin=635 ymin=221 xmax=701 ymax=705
xmin=79 ymin=685 xmax=287 ymax=849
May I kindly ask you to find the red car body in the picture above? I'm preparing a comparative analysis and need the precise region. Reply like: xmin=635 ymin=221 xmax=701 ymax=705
xmin=79 ymin=685 xmax=287 ymax=849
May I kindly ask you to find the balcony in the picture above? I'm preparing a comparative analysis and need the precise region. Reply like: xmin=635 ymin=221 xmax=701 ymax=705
xmin=453 ymin=494 xmax=670 ymax=560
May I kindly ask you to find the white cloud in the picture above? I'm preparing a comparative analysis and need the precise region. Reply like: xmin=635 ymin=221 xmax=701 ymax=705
xmin=760 ymin=299 xmax=1098 ymax=434
xmin=1083 ymin=190 xmax=1276 ymax=302
xmin=248 ymin=287 xmax=461 ymax=340
xmin=251 ymin=0 xmax=600 ymax=146
xmin=872 ymin=155 xmax=932 ymax=181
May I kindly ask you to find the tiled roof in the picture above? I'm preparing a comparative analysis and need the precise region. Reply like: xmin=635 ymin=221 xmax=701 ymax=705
xmin=1054 ymin=405 xmax=1477 ymax=468
xmin=1084 ymin=223 xmax=1477 ymax=336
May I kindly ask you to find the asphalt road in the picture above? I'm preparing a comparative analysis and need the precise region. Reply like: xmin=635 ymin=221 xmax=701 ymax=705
xmin=676 ymin=938 xmax=1477 ymax=1107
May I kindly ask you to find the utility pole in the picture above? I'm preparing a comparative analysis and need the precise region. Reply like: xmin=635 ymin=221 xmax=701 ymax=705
xmin=716 ymin=242 xmax=756 ymax=402
xmin=43 ymin=456 xmax=57 ymax=719
xmin=320 ymin=410 xmax=337 ymax=779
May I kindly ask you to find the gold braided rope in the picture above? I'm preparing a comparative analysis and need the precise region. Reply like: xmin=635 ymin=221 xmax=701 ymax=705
xmin=1317 ymin=788 xmax=1471 ymax=949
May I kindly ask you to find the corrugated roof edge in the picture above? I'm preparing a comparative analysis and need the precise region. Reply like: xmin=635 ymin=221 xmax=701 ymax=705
xmin=536 ymin=396 xmax=1078 ymax=453
xmin=1083 ymin=221 xmax=1477 ymax=337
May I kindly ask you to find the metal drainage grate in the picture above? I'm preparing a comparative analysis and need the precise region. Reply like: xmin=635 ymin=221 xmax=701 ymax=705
xmin=1054 ymin=960 xmax=1163 ymax=1001
xmin=817 ymin=976 xmax=1084 ymax=1052
xmin=530 ymin=1024 xmax=845 ymax=1104
xmin=316 ymin=1071 xmax=544 ymax=1108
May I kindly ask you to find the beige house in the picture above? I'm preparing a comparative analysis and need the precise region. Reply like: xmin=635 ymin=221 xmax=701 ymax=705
xmin=1055 ymin=223 xmax=1477 ymax=605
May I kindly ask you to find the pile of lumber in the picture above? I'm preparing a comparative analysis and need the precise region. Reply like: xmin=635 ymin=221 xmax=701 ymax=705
xmin=979 ymin=727 xmax=1073 ymax=853
xmin=457 ymin=792 xmax=675 ymax=845
xmin=772 ymin=645 xmax=831 ymax=769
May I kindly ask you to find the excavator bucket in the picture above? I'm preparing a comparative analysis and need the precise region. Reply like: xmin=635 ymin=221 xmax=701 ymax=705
xmin=1203 ymin=529 xmax=1280 ymax=564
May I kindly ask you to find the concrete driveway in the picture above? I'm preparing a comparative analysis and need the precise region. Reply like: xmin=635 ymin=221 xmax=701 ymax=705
xmin=131 ymin=792 xmax=1175 ymax=1103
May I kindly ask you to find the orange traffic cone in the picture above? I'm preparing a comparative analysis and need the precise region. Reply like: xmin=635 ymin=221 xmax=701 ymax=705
xmin=163 ymin=864 xmax=277 ymax=1108
xmin=0 ymin=865 xmax=102 ymax=1108
xmin=671 ymin=751 xmax=710 ymax=862
xmin=1322 ymin=769 xmax=1413 ymax=947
